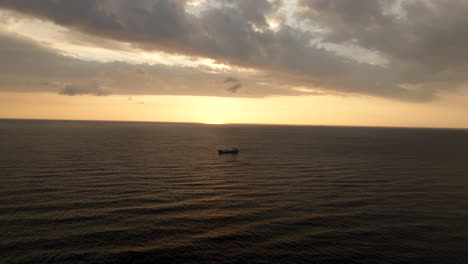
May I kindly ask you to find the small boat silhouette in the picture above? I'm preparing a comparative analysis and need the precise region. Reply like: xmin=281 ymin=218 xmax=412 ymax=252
xmin=218 ymin=148 xmax=239 ymax=154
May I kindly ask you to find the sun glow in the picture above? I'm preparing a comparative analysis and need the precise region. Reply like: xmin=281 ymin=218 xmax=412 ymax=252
xmin=2 ymin=91 xmax=468 ymax=129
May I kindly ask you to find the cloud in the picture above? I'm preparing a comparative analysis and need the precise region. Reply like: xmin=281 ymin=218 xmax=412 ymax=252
xmin=0 ymin=30 xmax=305 ymax=98
xmin=223 ymin=77 xmax=242 ymax=93
xmin=227 ymin=83 xmax=242 ymax=93
xmin=1 ymin=0 xmax=468 ymax=101
xmin=298 ymin=0 xmax=468 ymax=95
xmin=0 ymin=0 xmax=402 ymax=100
xmin=59 ymin=83 xmax=108 ymax=96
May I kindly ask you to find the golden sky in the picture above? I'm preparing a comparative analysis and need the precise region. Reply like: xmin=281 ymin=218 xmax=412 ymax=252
xmin=2 ymin=91 xmax=468 ymax=128
xmin=1 ymin=1 xmax=468 ymax=128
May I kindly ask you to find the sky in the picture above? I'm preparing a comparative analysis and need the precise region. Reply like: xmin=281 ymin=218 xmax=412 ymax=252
xmin=1 ymin=0 xmax=468 ymax=128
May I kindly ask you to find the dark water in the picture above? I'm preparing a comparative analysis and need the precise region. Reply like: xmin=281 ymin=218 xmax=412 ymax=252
xmin=1 ymin=119 xmax=468 ymax=264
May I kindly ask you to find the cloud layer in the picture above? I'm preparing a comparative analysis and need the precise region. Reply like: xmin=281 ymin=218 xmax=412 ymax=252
xmin=1 ymin=0 xmax=468 ymax=101
xmin=0 ymin=31 xmax=301 ymax=97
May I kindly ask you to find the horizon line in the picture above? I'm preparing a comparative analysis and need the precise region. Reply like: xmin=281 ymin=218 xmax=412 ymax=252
xmin=1 ymin=117 xmax=467 ymax=131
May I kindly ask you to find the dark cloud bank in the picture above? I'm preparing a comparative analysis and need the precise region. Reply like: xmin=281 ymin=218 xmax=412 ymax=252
xmin=0 ymin=31 xmax=290 ymax=97
xmin=1 ymin=0 xmax=468 ymax=101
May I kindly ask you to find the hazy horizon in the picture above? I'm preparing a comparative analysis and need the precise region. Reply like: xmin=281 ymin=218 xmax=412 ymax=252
xmin=3 ymin=117 xmax=468 ymax=130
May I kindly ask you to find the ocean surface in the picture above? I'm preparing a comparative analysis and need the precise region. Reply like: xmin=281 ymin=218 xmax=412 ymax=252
xmin=1 ymin=119 xmax=468 ymax=264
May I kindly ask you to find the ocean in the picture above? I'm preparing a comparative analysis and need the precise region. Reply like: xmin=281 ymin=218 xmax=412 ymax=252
xmin=1 ymin=119 xmax=468 ymax=263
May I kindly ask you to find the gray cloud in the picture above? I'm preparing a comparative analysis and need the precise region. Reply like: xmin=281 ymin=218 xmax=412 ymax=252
xmin=0 ymin=31 xmax=303 ymax=97
xmin=224 ymin=76 xmax=242 ymax=93
xmin=227 ymin=83 xmax=242 ymax=93
xmin=1 ymin=0 xmax=468 ymax=101
xmin=60 ymin=83 xmax=108 ymax=96
xmin=298 ymin=0 xmax=468 ymax=95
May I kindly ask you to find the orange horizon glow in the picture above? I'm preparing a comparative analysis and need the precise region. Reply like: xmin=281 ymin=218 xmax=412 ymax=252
xmin=1 ymin=91 xmax=468 ymax=129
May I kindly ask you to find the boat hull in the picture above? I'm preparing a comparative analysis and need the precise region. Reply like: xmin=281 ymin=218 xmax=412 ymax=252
xmin=218 ymin=148 xmax=239 ymax=154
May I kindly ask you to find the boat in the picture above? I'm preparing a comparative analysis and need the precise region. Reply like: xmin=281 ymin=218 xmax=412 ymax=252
xmin=218 ymin=148 xmax=239 ymax=154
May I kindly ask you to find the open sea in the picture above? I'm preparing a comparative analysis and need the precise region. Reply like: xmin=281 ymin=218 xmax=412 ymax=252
xmin=1 ymin=119 xmax=468 ymax=264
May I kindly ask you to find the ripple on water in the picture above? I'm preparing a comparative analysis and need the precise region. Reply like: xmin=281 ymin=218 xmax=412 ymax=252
xmin=1 ymin=120 xmax=468 ymax=263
